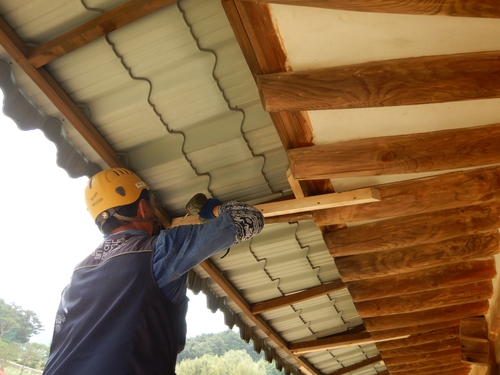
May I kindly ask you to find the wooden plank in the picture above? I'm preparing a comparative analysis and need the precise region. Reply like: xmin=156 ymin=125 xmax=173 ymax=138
xmin=335 ymin=232 xmax=500 ymax=281
xmin=0 ymin=15 xmax=126 ymax=169
xmin=313 ymin=166 xmax=500 ymax=226
xmin=288 ymin=331 xmax=373 ymax=354
xmin=370 ymin=320 xmax=459 ymax=341
xmin=383 ymin=347 xmax=461 ymax=366
xmin=324 ymin=355 xmax=383 ymax=375
xmin=355 ymin=281 xmax=493 ymax=317
xmin=251 ymin=280 xmax=346 ymax=314
xmin=376 ymin=327 xmax=460 ymax=351
xmin=363 ymin=301 xmax=489 ymax=331
xmin=244 ymin=0 xmax=500 ymax=18
xmin=198 ymin=259 xmax=322 ymax=375
xmin=258 ymin=51 xmax=500 ymax=112
xmin=288 ymin=123 xmax=500 ymax=180
xmin=379 ymin=337 xmax=460 ymax=358
xmin=28 ymin=0 xmax=177 ymax=68
xmin=325 ymin=202 xmax=500 ymax=257
xmin=347 ymin=258 xmax=497 ymax=302
xmin=257 ymin=188 xmax=380 ymax=217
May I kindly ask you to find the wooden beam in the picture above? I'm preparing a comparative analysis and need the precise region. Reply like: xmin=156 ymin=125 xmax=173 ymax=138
xmin=355 ymin=281 xmax=493 ymax=318
xmin=376 ymin=326 xmax=460 ymax=351
xmin=198 ymin=258 xmax=322 ymax=375
xmin=313 ymin=166 xmax=500 ymax=226
xmin=347 ymin=258 xmax=497 ymax=302
xmin=28 ymin=0 xmax=177 ymax=68
xmin=325 ymin=202 xmax=500 ymax=257
xmin=243 ymin=0 xmax=500 ymax=18
xmin=370 ymin=320 xmax=459 ymax=341
xmin=0 ymin=15 xmax=126 ymax=169
xmin=251 ymin=280 xmax=345 ymax=314
xmin=257 ymin=51 xmax=500 ymax=112
xmin=288 ymin=330 xmax=373 ymax=354
xmin=363 ymin=301 xmax=489 ymax=332
xmin=335 ymin=232 xmax=500 ymax=281
xmin=324 ymin=355 xmax=383 ymax=375
xmin=461 ymin=317 xmax=491 ymax=365
xmin=379 ymin=337 xmax=460 ymax=358
xmin=383 ymin=347 xmax=461 ymax=366
xmin=288 ymin=124 xmax=500 ymax=180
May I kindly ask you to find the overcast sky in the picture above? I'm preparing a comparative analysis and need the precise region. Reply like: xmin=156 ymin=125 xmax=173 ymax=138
xmin=0 ymin=98 xmax=229 ymax=345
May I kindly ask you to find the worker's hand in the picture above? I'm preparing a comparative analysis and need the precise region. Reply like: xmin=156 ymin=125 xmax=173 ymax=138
xmin=199 ymin=198 xmax=221 ymax=220
xmin=184 ymin=193 xmax=221 ymax=221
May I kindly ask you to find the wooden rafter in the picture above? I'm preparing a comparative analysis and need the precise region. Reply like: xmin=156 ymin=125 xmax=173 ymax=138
xmin=288 ymin=123 xmax=500 ymax=180
xmin=376 ymin=327 xmax=460 ymax=351
xmin=347 ymin=258 xmax=497 ymax=302
xmin=313 ymin=166 xmax=500 ymax=226
xmin=370 ymin=320 xmax=459 ymax=341
xmin=355 ymin=281 xmax=493 ymax=318
xmin=251 ymin=280 xmax=346 ymax=314
xmin=242 ymin=0 xmax=500 ymax=18
xmin=335 ymin=232 xmax=500 ymax=281
xmin=325 ymin=202 xmax=500 ymax=257
xmin=28 ymin=0 xmax=177 ymax=68
xmin=257 ymin=51 xmax=500 ymax=112
xmin=363 ymin=301 xmax=490 ymax=331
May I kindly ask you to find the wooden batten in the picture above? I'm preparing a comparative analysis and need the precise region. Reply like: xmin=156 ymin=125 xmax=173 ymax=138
xmin=335 ymin=232 xmax=500 ymax=281
xmin=243 ymin=0 xmax=500 ymax=18
xmin=346 ymin=258 xmax=497 ymax=302
xmin=355 ymin=281 xmax=493 ymax=318
xmin=363 ymin=301 xmax=489 ymax=332
xmin=288 ymin=330 xmax=372 ymax=354
xmin=28 ymin=0 xmax=178 ymax=68
xmin=258 ymin=52 xmax=500 ymax=112
xmin=323 ymin=355 xmax=382 ymax=375
xmin=313 ymin=166 xmax=500 ymax=226
xmin=325 ymin=202 xmax=500 ymax=257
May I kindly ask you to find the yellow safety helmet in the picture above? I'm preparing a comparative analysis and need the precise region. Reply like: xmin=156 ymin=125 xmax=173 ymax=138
xmin=85 ymin=168 xmax=149 ymax=222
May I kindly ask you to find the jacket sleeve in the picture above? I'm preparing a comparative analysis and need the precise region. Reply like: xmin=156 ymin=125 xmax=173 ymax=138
xmin=152 ymin=202 xmax=264 ymax=302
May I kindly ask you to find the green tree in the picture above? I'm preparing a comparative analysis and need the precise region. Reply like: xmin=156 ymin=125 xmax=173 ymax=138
xmin=176 ymin=350 xmax=266 ymax=375
xmin=0 ymin=299 xmax=43 ymax=344
xmin=0 ymin=340 xmax=21 ymax=364
xmin=19 ymin=342 xmax=49 ymax=373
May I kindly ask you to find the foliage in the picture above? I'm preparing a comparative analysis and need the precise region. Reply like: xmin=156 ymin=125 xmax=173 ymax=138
xmin=177 ymin=330 xmax=282 ymax=375
xmin=0 ymin=299 xmax=43 ymax=344
xmin=19 ymin=343 xmax=49 ymax=371
xmin=178 ymin=330 xmax=260 ymax=363
xmin=0 ymin=340 xmax=21 ymax=363
xmin=176 ymin=350 xmax=279 ymax=375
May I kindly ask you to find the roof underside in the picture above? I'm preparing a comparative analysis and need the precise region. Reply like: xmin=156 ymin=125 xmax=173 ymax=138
xmin=1 ymin=0 xmax=500 ymax=374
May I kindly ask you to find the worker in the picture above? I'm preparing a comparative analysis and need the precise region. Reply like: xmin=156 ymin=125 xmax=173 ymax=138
xmin=43 ymin=168 xmax=264 ymax=375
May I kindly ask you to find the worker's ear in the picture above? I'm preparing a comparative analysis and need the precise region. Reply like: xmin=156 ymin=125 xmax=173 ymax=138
xmin=137 ymin=199 xmax=152 ymax=218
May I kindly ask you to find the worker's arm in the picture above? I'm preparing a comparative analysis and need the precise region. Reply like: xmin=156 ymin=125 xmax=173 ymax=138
xmin=152 ymin=201 xmax=264 ymax=302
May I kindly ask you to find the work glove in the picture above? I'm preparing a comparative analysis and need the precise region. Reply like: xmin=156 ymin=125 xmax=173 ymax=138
xmin=184 ymin=193 xmax=221 ymax=221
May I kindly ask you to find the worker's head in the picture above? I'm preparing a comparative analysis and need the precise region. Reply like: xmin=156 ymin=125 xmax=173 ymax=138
xmin=85 ymin=168 xmax=155 ymax=234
